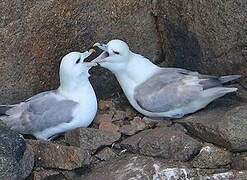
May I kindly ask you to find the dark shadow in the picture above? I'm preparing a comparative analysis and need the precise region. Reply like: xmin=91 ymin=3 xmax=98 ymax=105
xmin=164 ymin=19 xmax=203 ymax=72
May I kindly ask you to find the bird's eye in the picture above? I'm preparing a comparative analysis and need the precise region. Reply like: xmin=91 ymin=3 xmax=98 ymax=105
xmin=75 ymin=58 xmax=81 ymax=64
xmin=113 ymin=51 xmax=120 ymax=55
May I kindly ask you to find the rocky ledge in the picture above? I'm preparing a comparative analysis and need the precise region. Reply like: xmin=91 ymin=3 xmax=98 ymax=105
xmin=0 ymin=87 xmax=246 ymax=180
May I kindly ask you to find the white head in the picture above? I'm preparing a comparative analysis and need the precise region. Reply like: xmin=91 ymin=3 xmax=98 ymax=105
xmin=92 ymin=39 xmax=131 ymax=73
xmin=59 ymin=51 xmax=96 ymax=88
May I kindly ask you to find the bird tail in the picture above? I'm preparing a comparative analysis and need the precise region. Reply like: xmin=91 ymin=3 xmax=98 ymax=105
xmin=0 ymin=105 xmax=15 ymax=115
xmin=219 ymin=75 xmax=241 ymax=84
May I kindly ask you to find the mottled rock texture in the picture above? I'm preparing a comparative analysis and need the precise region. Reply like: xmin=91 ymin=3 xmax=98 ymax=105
xmin=154 ymin=0 xmax=247 ymax=77
xmin=27 ymin=140 xmax=91 ymax=170
xmin=192 ymin=143 xmax=231 ymax=169
xmin=0 ymin=125 xmax=34 ymax=180
xmin=121 ymin=127 xmax=202 ymax=161
xmin=64 ymin=128 xmax=121 ymax=153
xmin=0 ymin=0 xmax=160 ymax=104
xmin=180 ymin=104 xmax=247 ymax=152
xmin=82 ymin=154 xmax=167 ymax=180
xmin=1 ymin=0 xmax=246 ymax=104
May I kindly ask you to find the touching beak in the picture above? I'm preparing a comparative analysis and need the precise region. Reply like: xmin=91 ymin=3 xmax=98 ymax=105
xmin=81 ymin=50 xmax=97 ymax=67
xmin=83 ymin=62 xmax=97 ymax=68
xmin=91 ymin=43 xmax=109 ymax=63
xmin=93 ymin=43 xmax=108 ymax=51
xmin=81 ymin=49 xmax=95 ymax=59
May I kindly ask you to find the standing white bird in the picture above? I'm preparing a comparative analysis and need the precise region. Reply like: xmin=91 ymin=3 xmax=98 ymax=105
xmin=0 ymin=51 xmax=97 ymax=140
xmin=92 ymin=39 xmax=240 ymax=118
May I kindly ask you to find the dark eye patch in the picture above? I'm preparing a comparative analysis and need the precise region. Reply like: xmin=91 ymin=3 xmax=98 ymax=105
xmin=113 ymin=50 xmax=120 ymax=55
xmin=75 ymin=58 xmax=81 ymax=64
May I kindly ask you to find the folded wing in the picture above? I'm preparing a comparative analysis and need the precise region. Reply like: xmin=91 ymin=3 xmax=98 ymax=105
xmin=1 ymin=90 xmax=78 ymax=134
xmin=134 ymin=68 xmax=224 ymax=113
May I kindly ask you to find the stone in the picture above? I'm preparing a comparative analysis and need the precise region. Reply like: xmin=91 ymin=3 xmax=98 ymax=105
xmin=0 ymin=125 xmax=34 ymax=180
xmin=154 ymin=0 xmax=247 ymax=77
xmin=125 ymin=107 xmax=137 ymax=120
xmin=120 ymin=124 xmax=139 ymax=136
xmin=65 ymin=128 xmax=121 ymax=153
xmin=99 ymin=121 xmax=120 ymax=134
xmin=204 ymin=171 xmax=247 ymax=180
xmin=179 ymin=104 xmax=247 ymax=152
xmin=121 ymin=127 xmax=202 ymax=161
xmin=192 ymin=143 xmax=232 ymax=169
xmin=95 ymin=147 xmax=117 ymax=161
xmin=94 ymin=114 xmax=113 ymax=125
xmin=82 ymin=154 xmax=167 ymax=180
xmin=83 ymin=153 xmax=233 ymax=180
xmin=31 ymin=170 xmax=60 ymax=180
xmin=18 ymin=144 xmax=35 ymax=180
xmin=231 ymin=152 xmax=247 ymax=170
xmin=153 ymin=167 xmax=247 ymax=180
xmin=98 ymin=100 xmax=113 ymax=112
xmin=112 ymin=110 xmax=127 ymax=122
xmin=153 ymin=166 xmax=198 ymax=180
xmin=142 ymin=117 xmax=162 ymax=128
xmin=120 ymin=116 xmax=147 ymax=135
xmin=27 ymin=140 xmax=91 ymax=170
xmin=0 ymin=0 xmax=161 ymax=104
xmin=131 ymin=117 xmax=147 ymax=130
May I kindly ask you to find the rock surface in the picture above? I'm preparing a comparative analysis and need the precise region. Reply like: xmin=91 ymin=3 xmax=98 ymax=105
xmin=205 ymin=171 xmax=247 ymax=180
xmin=82 ymin=154 xmax=167 ymax=180
xmin=27 ymin=140 xmax=91 ymax=170
xmin=99 ymin=121 xmax=120 ymax=134
xmin=153 ymin=168 xmax=247 ymax=180
xmin=30 ymin=170 xmax=60 ymax=180
xmin=83 ymin=153 xmax=242 ymax=180
xmin=95 ymin=147 xmax=117 ymax=161
xmin=0 ymin=0 xmax=161 ymax=104
xmin=121 ymin=126 xmax=202 ymax=161
xmin=65 ymin=128 xmax=121 ymax=153
xmin=179 ymin=104 xmax=247 ymax=152
xmin=120 ymin=117 xmax=147 ymax=135
xmin=192 ymin=143 xmax=231 ymax=169
xmin=0 ymin=125 xmax=34 ymax=180
xmin=155 ymin=0 xmax=247 ymax=79
xmin=231 ymin=152 xmax=247 ymax=170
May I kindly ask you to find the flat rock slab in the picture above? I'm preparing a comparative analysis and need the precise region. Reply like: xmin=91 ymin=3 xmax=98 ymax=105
xmin=120 ymin=126 xmax=202 ymax=161
xmin=27 ymin=140 xmax=91 ymax=170
xmin=179 ymin=103 xmax=247 ymax=152
xmin=82 ymin=153 xmax=239 ymax=180
xmin=204 ymin=171 xmax=247 ymax=180
xmin=65 ymin=128 xmax=121 ymax=153
xmin=153 ymin=167 xmax=247 ymax=180
xmin=82 ymin=154 xmax=168 ymax=180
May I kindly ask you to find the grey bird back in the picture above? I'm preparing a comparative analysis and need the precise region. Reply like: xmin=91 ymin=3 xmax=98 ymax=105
xmin=1 ymin=91 xmax=78 ymax=134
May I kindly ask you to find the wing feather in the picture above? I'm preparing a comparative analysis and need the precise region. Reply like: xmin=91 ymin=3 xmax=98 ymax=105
xmin=134 ymin=68 xmax=222 ymax=112
xmin=1 ymin=91 xmax=78 ymax=133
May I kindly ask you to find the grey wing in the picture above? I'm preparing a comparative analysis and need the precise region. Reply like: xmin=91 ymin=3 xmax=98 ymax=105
xmin=2 ymin=91 xmax=78 ymax=133
xmin=134 ymin=69 xmax=222 ymax=113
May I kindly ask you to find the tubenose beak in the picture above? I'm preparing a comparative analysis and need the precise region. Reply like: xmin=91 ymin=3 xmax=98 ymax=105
xmin=83 ymin=61 xmax=97 ymax=68
xmin=81 ymin=49 xmax=97 ymax=67
xmin=91 ymin=43 xmax=110 ymax=63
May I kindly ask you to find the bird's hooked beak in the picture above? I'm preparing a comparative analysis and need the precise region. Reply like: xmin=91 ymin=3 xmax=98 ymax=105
xmin=93 ymin=43 xmax=108 ymax=51
xmin=82 ymin=49 xmax=98 ymax=67
xmin=91 ymin=43 xmax=110 ymax=63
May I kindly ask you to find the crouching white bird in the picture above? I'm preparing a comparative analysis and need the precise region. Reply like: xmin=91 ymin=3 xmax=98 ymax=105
xmin=92 ymin=39 xmax=240 ymax=118
xmin=0 ymin=51 xmax=97 ymax=140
